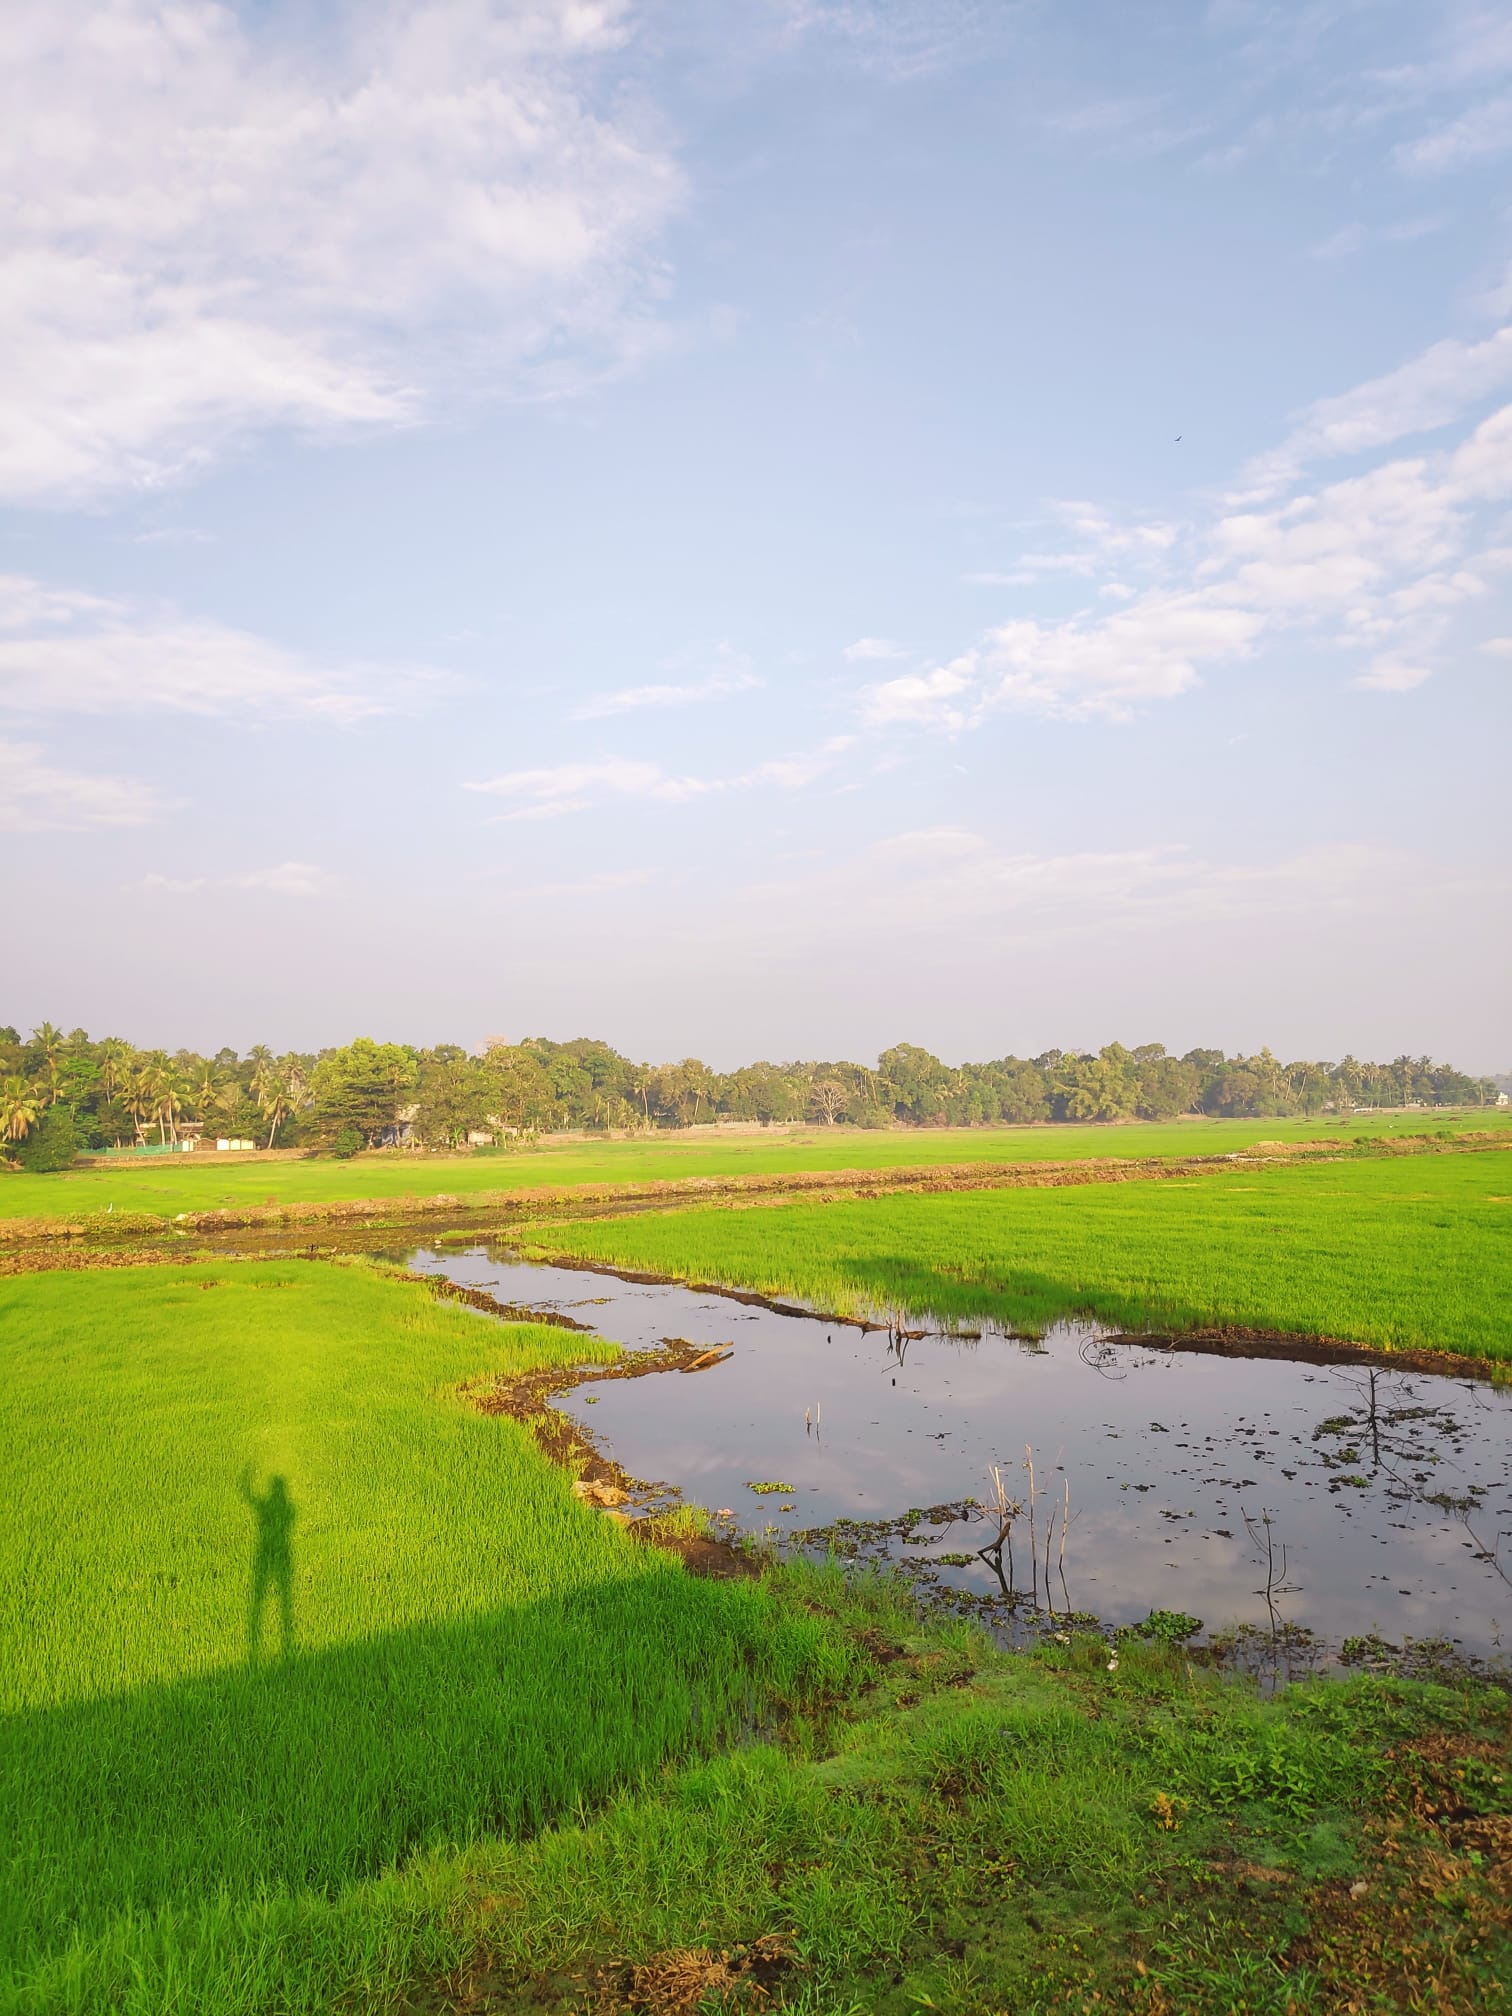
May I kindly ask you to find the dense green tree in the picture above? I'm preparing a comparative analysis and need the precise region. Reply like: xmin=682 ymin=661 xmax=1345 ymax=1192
xmin=308 ymin=1040 xmax=418 ymax=1146
xmin=0 ymin=1022 xmax=1495 ymax=1168
xmin=878 ymin=1043 xmax=954 ymax=1125
xmin=479 ymin=1043 xmax=555 ymax=1134
xmin=16 ymin=1106 xmax=79 ymax=1171
xmin=1054 ymin=1050 xmax=1138 ymax=1122
xmin=415 ymin=1053 xmax=490 ymax=1147
xmin=1132 ymin=1050 xmax=1201 ymax=1120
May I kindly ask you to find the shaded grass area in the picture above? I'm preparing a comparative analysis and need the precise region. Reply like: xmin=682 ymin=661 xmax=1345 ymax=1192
xmin=537 ymin=1148 xmax=1512 ymax=1363
xmin=4 ymin=1110 xmax=1505 ymax=1226
xmin=0 ymin=1263 xmax=854 ymax=2003
xmin=432 ymin=1614 xmax=1512 ymax=2016
xmin=19 ymin=1588 xmax=1508 ymax=2014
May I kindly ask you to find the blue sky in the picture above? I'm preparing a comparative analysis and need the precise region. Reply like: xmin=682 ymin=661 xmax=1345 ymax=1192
xmin=3 ymin=0 xmax=1509 ymax=1068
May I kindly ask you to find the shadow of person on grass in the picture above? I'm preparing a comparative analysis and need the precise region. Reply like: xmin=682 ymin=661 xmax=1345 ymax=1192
xmin=239 ymin=1466 xmax=296 ymax=1664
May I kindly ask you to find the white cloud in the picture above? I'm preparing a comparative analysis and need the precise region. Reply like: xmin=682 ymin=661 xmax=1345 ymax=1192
xmin=865 ymin=595 xmax=1261 ymax=727
xmin=465 ymin=756 xmax=721 ymax=818
xmin=964 ymin=507 xmax=1181 ymax=593
xmin=861 ymin=384 xmax=1512 ymax=729
xmin=0 ymin=738 xmax=167 ymax=830
xmin=138 ymin=861 xmax=339 ymax=897
xmin=228 ymin=862 xmax=339 ymax=898
xmin=1240 ymin=326 xmax=1512 ymax=495
xmin=0 ymin=1 xmax=682 ymax=504
xmin=0 ymin=574 xmax=436 ymax=721
xmin=464 ymin=737 xmax=854 ymax=816
xmin=863 ymin=662 xmax=977 ymax=731
xmin=140 ymin=873 xmax=207 ymax=894
xmin=843 ymin=636 xmax=909 ymax=661
xmin=571 ymin=664 xmax=760 ymax=719
xmin=1352 ymin=657 xmax=1435 ymax=692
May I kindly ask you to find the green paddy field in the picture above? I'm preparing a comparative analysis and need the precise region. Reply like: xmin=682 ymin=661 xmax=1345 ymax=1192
xmin=2 ymin=1109 xmax=1504 ymax=1227
xmin=538 ymin=1147 xmax=1512 ymax=1364
xmin=4 ymin=1132 xmax=1509 ymax=2014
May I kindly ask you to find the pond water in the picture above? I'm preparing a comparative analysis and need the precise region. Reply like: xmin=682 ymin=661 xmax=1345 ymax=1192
xmin=406 ymin=1243 xmax=1512 ymax=1661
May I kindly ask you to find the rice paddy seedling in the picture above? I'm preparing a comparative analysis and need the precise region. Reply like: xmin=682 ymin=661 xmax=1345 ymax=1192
xmin=0 ymin=1261 xmax=855 ymax=2003
xmin=537 ymin=1148 xmax=1512 ymax=1363
xmin=2 ymin=1110 xmax=1504 ymax=1228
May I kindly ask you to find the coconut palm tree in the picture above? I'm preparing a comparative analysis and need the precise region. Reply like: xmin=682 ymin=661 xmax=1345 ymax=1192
xmin=257 ymin=1056 xmax=307 ymax=1148
xmin=31 ymin=1022 xmax=65 ymax=1086
xmin=98 ymin=1039 xmax=133 ymax=1105
xmin=1 ymin=1076 xmax=39 ymax=1143
xmin=135 ymin=1055 xmax=174 ymax=1144
xmin=158 ymin=1068 xmax=187 ymax=1145
xmin=126 ymin=1066 xmax=156 ymax=1145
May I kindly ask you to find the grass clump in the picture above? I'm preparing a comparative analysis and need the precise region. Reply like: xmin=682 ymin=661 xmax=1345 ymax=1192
xmin=538 ymin=1147 xmax=1512 ymax=1362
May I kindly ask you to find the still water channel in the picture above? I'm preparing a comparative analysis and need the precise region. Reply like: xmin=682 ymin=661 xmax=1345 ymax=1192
xmin=407 ymin=1243 xmax=1511 ymax=1661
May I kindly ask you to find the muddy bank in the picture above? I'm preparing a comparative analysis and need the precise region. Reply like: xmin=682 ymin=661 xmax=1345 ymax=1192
xmin=449 ymin=1275 xmax=756 ymax=1581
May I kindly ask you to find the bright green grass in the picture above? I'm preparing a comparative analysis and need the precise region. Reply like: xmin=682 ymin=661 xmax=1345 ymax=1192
xmin=538 ymin=1148 xmax=1512 ymax=1362
xmin=0 ymin=1262 xmax=851 ymax=2004
xmin=3 ymin=1110 xmax=1506 ymax=1225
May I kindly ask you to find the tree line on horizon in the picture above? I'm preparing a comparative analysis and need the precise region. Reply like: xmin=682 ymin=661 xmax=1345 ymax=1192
xmin=0 ymin=1023 xmax=1499 ymax=1166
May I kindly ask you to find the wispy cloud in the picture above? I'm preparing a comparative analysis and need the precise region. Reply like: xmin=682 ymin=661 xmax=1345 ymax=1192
xmin=1239 ymin=325 xmax=1512 ymax=496
xmin=0 ymin=0 xmax=682 ymax=504
xmin=139 ymin=861 xmax=339 ymax=898
xmin=1310 ymin=216 xmax=1447 ymax=262
xmin=1397 ymin=89 xmax=1512 ymax=173
xmin=464 ymin=737 xmax=855 ymax=818
xmin=571 ymin=662 xmax=760 ymax=719
xmin=0 ymin=574 xmax=439 ymax=721
xmin=861 ymin=389 xmax=1512 ymax=728
xmin=965 ymin=506 xmax=1180 ymax=590
xmin=762 ymin=1 xmax=1004 ymax=81
xmin=843 ymin=636 xmax=908 ymax=662
xmin=0 ymin=738 xmax=167 ymax=830
xmin=865 ymin=596 xmax=1260 ymax=728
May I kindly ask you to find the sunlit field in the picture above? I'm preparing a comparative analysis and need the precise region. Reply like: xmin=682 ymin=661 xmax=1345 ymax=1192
xmin=5 ymin=1183 xmax=1510 ymax=2011
xmin=2 ymin=1109 xmax=1506 ymax=1227
xmin=0 ymin=1262 xmax=851 ymax=2010
xmin=539 ymin=1148 xmax=1512 ymax=1364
